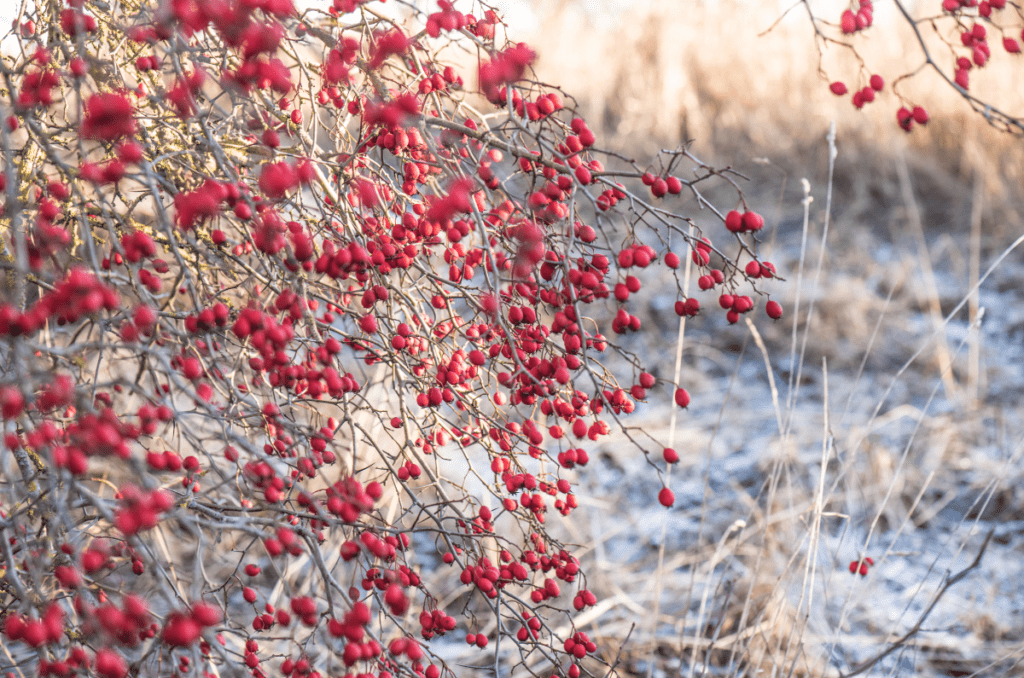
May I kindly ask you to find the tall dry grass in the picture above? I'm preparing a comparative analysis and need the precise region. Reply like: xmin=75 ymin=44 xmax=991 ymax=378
xmin=471 ymin=3 xmax=1024 ymax=677
xmin=520 ymin=0 xmax=1023 ymax=240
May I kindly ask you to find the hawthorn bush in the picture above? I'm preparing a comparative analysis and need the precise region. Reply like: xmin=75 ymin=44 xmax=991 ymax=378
xmin=0 ymin=0 xmax=1014 ymax=677
xmin=0 ymin=1 xmax=782 ymax=675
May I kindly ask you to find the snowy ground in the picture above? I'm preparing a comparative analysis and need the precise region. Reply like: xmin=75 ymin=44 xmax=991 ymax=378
xmin=528 ymin=195 xmax=1024 ymax=677
xmin=428 ymin=175 xmax=1024 ymax=678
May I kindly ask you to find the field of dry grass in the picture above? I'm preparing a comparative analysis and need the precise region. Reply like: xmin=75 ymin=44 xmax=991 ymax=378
xmin=452 ymin=2 xmax=1024 ymax=677
xmin=518 ymin=0 xmax=1023 ymax=238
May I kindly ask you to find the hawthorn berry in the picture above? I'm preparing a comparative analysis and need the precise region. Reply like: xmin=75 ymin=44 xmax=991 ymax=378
xmin=725 ymin=210 xmax=743 ymax=232
xmin=674 ymin=387 xmax=690 ymax=408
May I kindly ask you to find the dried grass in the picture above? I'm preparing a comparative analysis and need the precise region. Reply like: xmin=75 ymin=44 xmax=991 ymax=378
xmin=462 ymin=4 xmax=1024 ymax=676
xmin=521 ymin=0 xmax=1024 ymax=239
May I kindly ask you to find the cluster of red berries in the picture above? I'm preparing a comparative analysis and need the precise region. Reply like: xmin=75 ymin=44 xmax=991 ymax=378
xmin=641 ymin=171 xmax=684 ymax=198
xmin=418 ymin=607 xmax=458 ymax=640
xmin=840 ymin=0 xmax=874 ymax=33
xmin=396 ymin=460 xmax=423 ymax=481
xmin=263 ymin=526 xmax=303 ymax=557
xmin=725 ymin=209 xmax=765 ymax=233
xmin=849 ymin=556 xmax=875 ymax=575
xmin=166 ymin=67 xmax=206 ymax=119
xmin=324 ymin=477 xmax=381 ymax=522
xmin=896 ymin=105 xmax=931 ymax=132
xmin=829 ymin=73 xmax=885 ymax=109
xmin=113 ymin=485 xmax=173 ymax=536
xmin=0 ymin=268 xmax=118 ymax=336
xmin=954 ymin=22 xmax=992 ymax=90
xmin=479 ymin=42 xmax=537 ymax=101
xmin=80 ymin=92 xmax=135 ymax=141
xmin=243 ymin=460 xmax=286 ymax=503
xmin=175 ymin=179 xmax=238 ymax=229
xmin=161 ymin=602 xmax=221 ymax=647
xmin=572 ymin=588 xmax=599 ymax=611
xmin=2 ymin=603 xmax=65 ymax=648
xmin=563 ymin=630 xmax=598 ymax=659
xmin=59 ymin=7 xmax=98 ymax=37
xmin=17 ymin=58 xmax=61 ymax=109
xmin=831 ymin=0 xmax=1020 ymax=131
xmin=258 ymin=158 xmax=315 ymax=200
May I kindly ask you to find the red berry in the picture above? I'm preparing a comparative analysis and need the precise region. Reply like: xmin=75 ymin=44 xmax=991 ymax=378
xmin=658 ymin=487 xmax=675 ymax=507
xmin=840 ymin=10 xmax=857 ymax=33
xmin=741 ymin=211 xmax=764 ymax=231
xmin=163 ymin=613 xmax=202 ymax=647
xmin=651 ymin=177 xmax=667 ymax=198
xmin=359 ymin=315 xmax=378 ymax=333
xmin=725 ymin=210 xmax=743 ymax=232
xmin=954 ymin=68 xmax=969 ymax=90
xmin=897 ymin=106 xmax=914 ymax=131
xmin=765 ymin=300 xmax=783 ymax=319
xmin=829 ymin=81 xmax=848 ymax=96
xmin=663 ymin=448 xmax=679 ymax=463
xmin=869 ymin=74 xmax=884 ymax=91
xmin=674 ymin=388 xmax=690 ymax=408
xmin=733 ymin=296 xmax=752 ymax=313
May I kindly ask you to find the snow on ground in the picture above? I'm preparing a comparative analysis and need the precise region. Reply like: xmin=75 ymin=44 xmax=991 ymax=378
xmin=427 ymin=192 xmax=1024 ymax=677
xmin=527 ymin=205 xmax=1024 ymax=677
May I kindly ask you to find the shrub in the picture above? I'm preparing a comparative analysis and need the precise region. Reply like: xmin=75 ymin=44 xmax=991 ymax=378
xmin=8 ymin=0 xmax=1015 ymax=677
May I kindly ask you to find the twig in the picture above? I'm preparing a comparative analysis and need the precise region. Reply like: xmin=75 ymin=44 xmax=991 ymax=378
xmin=840 ymin=528 xmax=996 ymax=678
xmin=603 ymin=622 xmax=636 ymax=678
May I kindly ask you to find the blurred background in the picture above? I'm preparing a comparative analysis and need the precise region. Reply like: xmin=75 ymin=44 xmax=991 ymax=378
xmin=509 ymin=0 xmax=1023 ymax=237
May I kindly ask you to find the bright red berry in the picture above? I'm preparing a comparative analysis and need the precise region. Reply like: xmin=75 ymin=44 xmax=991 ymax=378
xmin=674 ymin=388 xmax=690 ymax=408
